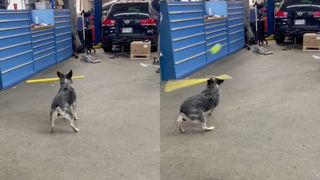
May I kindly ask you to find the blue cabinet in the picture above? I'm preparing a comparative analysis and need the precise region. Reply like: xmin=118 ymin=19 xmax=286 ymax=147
xmin=0 ymin=10 xmax=33 ymax=89
xmin=205 ymin=18 xmax=229 ymax=64
xmin=54 ymin=10 xmax=72 ymax=62
xmin=227 ymin=1 xmax=245 ymax=54
xmin=31 ymin=27 xmax=56 ymax=72
xmin=160 ymin=1 xmax=245 ymax=81
xmin=0 ymin=9 xmax=73 ymax=90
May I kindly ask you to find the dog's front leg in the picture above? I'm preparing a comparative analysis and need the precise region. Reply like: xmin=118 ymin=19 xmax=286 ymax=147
xmin=207 ymin=109 xmax=214 ymax=117
xmin=201 ymin=113 xmax=215 ymax=131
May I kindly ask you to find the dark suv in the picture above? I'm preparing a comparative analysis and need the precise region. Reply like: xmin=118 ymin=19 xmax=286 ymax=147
xmin=102 ymin=2 xmax=159 ymax=52
xmin=274 ymin=0 xmax=320 ymax=44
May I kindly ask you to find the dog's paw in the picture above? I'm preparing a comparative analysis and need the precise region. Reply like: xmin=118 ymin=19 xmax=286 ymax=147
xmin=204 ymin=126 xmax=215 ymax=131
xmin=50 ymin=127 xmax=54 ymax=133
xmin=73 ymin=127 xmax=80 ymax=132
xmin=179 ymin=124 xmax=186 ymax=134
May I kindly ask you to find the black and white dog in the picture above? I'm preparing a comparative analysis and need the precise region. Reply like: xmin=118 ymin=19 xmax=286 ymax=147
xmin=50 ymin=70 xmax=79 ymax=133
xmin=177 ymin=77 xmax=224 ymax=133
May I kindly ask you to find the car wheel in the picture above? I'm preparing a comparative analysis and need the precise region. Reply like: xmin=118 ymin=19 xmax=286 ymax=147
xmin=103 ymin=45 xmax=112 ymax=53
xmin=151 ymin=45 xmax=158 ymax=52
xmin=275 ymin=36 xmax=285 ymax=44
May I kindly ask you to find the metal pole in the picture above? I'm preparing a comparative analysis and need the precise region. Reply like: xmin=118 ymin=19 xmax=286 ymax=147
xmin=94 ymin=0 xmax=102 ymax=44
xmin=267 ymin=0 xmax=274 ymax=34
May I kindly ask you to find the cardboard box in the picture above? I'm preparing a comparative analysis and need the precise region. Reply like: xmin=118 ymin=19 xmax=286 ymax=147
xmin=130 ymin=41 xmax=151 ymax=56
xmin=303 ymin=33 xmax=320 ymax=47
xmin=56 ymin=0 xmax=64 ymax=9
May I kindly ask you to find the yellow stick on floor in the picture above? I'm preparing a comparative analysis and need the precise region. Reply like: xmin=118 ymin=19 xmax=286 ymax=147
xmin=26 ymin=75 xmax=85 ymax=84
xmin=164 ymin=74 xmax=232 ymax=92
xmin=165 ymin=78 xmax=208 ymax=92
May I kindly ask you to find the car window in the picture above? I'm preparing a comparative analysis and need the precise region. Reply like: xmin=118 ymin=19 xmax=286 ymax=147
xmin=283 ymin=0 xmax=320 ymax=6
xmin=108 ymin=3 xmax=150 ymax=19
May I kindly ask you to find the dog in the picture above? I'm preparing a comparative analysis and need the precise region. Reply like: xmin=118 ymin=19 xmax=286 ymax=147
xmin=50 ymin=70 xmax=79 ymax=133
xmin=177 ymin=77 xmax=224 ymax=133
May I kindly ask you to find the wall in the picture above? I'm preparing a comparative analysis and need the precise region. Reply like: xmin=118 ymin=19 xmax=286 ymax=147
xmin=7 ymin=0 xmax=25 ymax=9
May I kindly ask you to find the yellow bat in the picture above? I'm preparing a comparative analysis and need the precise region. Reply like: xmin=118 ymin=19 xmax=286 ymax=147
xmin=26 ymin=75 xmax=85 ymax=84
xmin=164 ymin=74 xmax=232 ymax=92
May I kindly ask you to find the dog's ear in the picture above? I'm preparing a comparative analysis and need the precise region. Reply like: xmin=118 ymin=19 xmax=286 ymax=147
xmin=57 ymin=71 xmax=64 ymax=79
xmin=215 ymin=78 xmax=224 ymax=85
xmin=207 ymin=78 xmax=215 ymax=87
xmin=66 ymin=70 xmax=73 ymax=79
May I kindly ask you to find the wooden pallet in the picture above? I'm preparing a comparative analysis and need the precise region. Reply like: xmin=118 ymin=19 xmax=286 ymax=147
xmin=130 ymin=54 xmax=150 ymax=60
xmin=303 ymin=46 xmax=320 ymax=52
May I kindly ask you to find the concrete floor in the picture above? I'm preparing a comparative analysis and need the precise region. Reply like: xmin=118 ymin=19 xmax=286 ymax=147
xmin=161 ymin=42 xmax=320 ymax=180
xmin=0 ymin=50 xmax=160 ymax=180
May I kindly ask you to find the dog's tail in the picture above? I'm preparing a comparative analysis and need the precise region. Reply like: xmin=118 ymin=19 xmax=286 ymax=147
xmin=177 ymin=113 xmax=184 ymax=123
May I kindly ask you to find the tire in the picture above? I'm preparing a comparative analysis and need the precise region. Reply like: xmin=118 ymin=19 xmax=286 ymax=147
xmin=103 ymin=45 xmax=112 ymax=53
xmin=151 ymin=44 xmax=158 ymax=52
xmin=275 ymin=35 xmax=285 ymax=44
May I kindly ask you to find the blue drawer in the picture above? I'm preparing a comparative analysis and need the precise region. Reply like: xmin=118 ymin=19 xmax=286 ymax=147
xmin=206 ymin=26 xmax=227 ymax=36
xmin=55 ymin=38 xmax=72 ymax=50
xmin=32 ymin=28 xmax=54 ymax=37
xmin=228 ymin=12 xmax=244 ymax=19
xmin=228 ymin=3 xmax=243 ymax=8
xmin=0 ymin=33 xmax=31 ymax=48
xmin=56 ymin=46 xmax=72 ymax=62
xmin=228 ymin=18 xmax=243 ymax=26
xmin=171 ymin=25 xmax=204 ymax=40
xmin=228 ymin=23 xmax=244 ymax=33
xmin=0 ymin=50 xmax=33 ymax=72
xmin=228 ymin=29 xmax=244 ymax=41
xmin=0 ymin=19 xmax=30 ymax=29
xmin=33 ymin=40 xmax=55 ymax=51
xmin=33 ymin=46 xmax=55 ymax=59
xmin=54 ymin=16 xmax=70 ymax=22
xmin=173 ymin=42 xmax=206 ymax=64
xmin=205 ymin=21 xmax=227 ymax=30
xmin=54 ymin=10 xmax=70 ymax=17
xmin=229 ymin=37 xmax=244 ymax=53
xmin=175 ymin=53 xmax=207 ymax=78
xmin=34 ymin=52 xmax=56 ymax=72
xmin=170 ymin=18 xmax=204 ymax=30
xmin=206 ymin=35 xmax=228 ymax=46
xmin=55 ymin=20 xmax=71 ymax=28
xmin=172 ymin=33 xmax=205 ymax=51
xmin=54 ymin=25 xmax=71 ymax=34
xmin=1 ymin=61 xmax=33 ymax=89
xmin=55 ymin=32 xmax=71 ymax=42
xmin=0 ymin=10 xmax=29 ymax=18
xmin=0 ymin=43 xmax=32 ymax=58
xmin=0 ymin=25 xmax=31 ymax=37
xmin=168 ymin=3 xmax=203 ymax=12
xmin=169 ymin=12 xmax=203 ymax=21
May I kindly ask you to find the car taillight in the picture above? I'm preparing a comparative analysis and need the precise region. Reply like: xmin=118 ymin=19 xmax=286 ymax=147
xmin=140 ymin=18 xmax=156 ymax=26
xmin=313 ymin=11 xmax=320 ymax=18
xmin=275 ymin=10 xmax=288 ymax=18
xmin=102 ymin=19 xmax=115 ymax=26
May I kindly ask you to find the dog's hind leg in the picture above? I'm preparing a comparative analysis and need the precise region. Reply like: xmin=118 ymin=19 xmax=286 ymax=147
xmin=65 ymin=114 xmax=79 ymax=133
xmin=201 ymin=112 xmax=215 ymax=131
xmin=177 ymin=113 xmax=186 ymax=133
xmin=50 ymin=109 xmax=59 ymax=133
xmin=72 ymin=102 xmax=79 ymax=120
